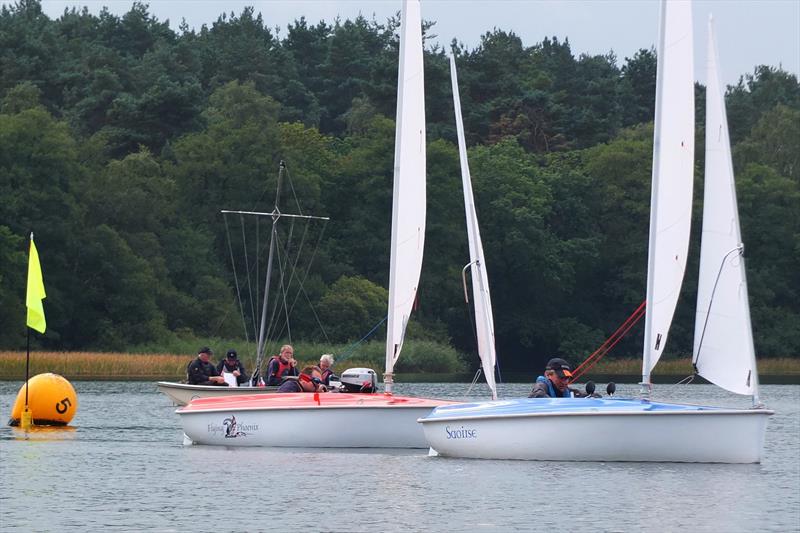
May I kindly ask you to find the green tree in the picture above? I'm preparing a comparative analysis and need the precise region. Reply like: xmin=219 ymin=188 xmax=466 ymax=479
xmin=619 ymin=48 xmax=657 ymax=126
xmin=726 ymin=66 xmax=800 ymax=144
xmin=735 ymin=104 xmax=799 ymax=181
xmin=318 ymin=275 xmax=387 ymax=342
xmin=0 ymin=227 xmax=26 ymax=346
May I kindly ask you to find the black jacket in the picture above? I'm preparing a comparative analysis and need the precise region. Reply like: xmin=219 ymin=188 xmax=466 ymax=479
xmin=187 ymin=358 xmax=224 ymax=385
xmin=216 ymin=359 xmax=249 ymax=385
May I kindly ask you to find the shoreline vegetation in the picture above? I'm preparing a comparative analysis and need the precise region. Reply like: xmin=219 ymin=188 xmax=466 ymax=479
xmin=0 ymin=351 xmax=797 ymax=382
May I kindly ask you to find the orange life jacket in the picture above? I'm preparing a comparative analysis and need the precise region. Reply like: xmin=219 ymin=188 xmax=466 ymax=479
xmin=269 ymin=356 xmax=292 ymax=380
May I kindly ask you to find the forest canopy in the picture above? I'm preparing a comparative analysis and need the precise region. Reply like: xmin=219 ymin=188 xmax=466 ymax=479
xmin=1 ymin=0 xmax=798 ymax=370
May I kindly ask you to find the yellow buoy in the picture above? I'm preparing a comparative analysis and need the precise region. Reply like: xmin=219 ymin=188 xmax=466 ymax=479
xmin=8 ymin=373 xmax=78 ymax=427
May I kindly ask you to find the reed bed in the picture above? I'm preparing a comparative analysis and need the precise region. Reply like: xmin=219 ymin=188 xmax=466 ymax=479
xmin=0 ymin=351 xmax=384 ymax=381
xmin=589 ymin=357 xmax=800 ymax=376
xmin=0 ymin=352 xmax=796 ymax=381
xmin=0 ymin=351 xmax=194 ymax=380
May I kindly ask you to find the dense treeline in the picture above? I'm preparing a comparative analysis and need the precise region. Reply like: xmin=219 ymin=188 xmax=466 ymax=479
xmin=1 ymin=0 xmax=798 ymax=370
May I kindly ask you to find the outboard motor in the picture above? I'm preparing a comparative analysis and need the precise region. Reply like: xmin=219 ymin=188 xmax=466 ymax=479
xmin=339 ymin=368 xmax=378 ymax=393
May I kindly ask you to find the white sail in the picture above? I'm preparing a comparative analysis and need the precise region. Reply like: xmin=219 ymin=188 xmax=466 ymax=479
xmin=642 ymin=0 xmax=695 ymax=383
xmin=693 ymin=16 xmax=759 ymax=399
xmin=449 ymin=55 xmax=498 ymax=400
xmin=385 ymin=0 xmax=426 ymax=391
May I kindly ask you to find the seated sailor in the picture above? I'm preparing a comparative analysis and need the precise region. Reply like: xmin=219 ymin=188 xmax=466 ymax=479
xmin=277 ymin=365 xmax=328 ymax=393
xmin=216 ymin=348 xmax=249 ymax=386
xmin=318 ymin=353 xmax=338 ymax=385
xmin=528 ymin=357 xmax=579 ymax=398
xmin=187 ymin=346 xmax=227 ymax=386
xmin=266 ymin=344 xmax=299 ymax=386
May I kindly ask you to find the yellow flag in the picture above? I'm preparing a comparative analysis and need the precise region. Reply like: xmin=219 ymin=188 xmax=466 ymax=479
xmin=26 ymin=236 xmax=46 ymax=333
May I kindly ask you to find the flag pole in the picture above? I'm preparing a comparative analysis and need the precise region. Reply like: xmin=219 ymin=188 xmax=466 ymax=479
xmin=21 ymin=230 xmax=42 ymax=430
xmin=22 ymin=325 xmax=32 ymax=429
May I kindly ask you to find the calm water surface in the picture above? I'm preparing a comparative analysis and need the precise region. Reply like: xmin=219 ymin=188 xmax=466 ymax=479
xmin=1 ymin=381 xmax=798 ymax=532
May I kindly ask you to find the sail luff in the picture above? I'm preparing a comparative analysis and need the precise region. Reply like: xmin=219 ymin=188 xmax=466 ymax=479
xmin=450 ymin=55 xmax=498 ymax=400
xmin=642 ymin=0 xmax=695 ymax=385
xmin=693 ymin=15 xmax=759 ymax=400
xmin=385 ymin=0 xmax=426 ymax=392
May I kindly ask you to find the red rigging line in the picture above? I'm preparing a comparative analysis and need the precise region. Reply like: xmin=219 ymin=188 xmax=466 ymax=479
xmin=571 ymin=301 xmax=646 ymax=382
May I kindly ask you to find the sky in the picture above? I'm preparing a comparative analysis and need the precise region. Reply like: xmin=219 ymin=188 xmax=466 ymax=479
xmin=35 ymin=0 xmax=800 ymax=87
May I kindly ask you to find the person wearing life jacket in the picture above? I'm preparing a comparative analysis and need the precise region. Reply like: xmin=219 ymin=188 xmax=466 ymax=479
xmin=266 ymin=344 xmax=299 ymax=386
xmin=318 ymin=353 xmax=337 ymax=385
xmin=277 ymin=366 xmax=328 ymax=393
xmin=528 ymin=357 xmax=576 ymax=398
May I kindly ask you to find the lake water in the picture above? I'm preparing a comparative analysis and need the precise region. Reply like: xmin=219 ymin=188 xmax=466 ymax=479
xmin=1 ymin=381 xmax=798 ymax=532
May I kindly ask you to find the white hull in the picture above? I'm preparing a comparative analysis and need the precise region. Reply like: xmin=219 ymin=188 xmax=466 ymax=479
xmin=156 ymin=381 xmax=278 ymax=406
xmin=178 ymin=393 xmax=452 ymax=448
xmin=420 ymin=399 xmax=772 ymax=463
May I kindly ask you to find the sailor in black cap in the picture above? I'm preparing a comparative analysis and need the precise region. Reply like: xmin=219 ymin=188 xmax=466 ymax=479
xmin=187 ymin=346 xmax=227 ymax=386
xmin=528 ymin=357 xmax=577 ymax=398
xmin=216 ymin=348 xmax=249 ymax=386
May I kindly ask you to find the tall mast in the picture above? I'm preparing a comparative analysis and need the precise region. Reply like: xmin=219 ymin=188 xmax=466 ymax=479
xmin=222 ymin=161 xmax=329 ymax=383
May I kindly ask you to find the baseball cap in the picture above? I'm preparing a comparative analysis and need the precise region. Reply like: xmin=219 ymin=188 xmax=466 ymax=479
xmin=546 ymin=357 xmax=573 ymax=378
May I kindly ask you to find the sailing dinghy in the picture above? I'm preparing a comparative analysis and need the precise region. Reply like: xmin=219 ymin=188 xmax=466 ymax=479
xmin=176 ymin=0 xmax=455 ymax=448
xmin=418 ymin=2 xmax=772 ymax=463
xmin=157 ymin=381 xmax=279 ymax=406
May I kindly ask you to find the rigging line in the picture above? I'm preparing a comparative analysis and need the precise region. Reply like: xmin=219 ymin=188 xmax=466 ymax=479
xmin=263 ymin=230 xmax=292 ymax=346
xmin=274 ymin=219 xmax=330 ymax=344
xmin=239 ymin=213 xmax=258 ymax=342
xmin=571 ymin=301 xmax=646 ymax=381
xmin=248 ymin=161 xmax=280 ymax=215
xmin=259 ymin=211 xmax=296 ymax=347
xmin=224 ymin=213 xmax=251 ymax=344
xmin=286 ymin=220 xmax=331 ymax=342
xmin=580 ymin=301 xmax=645 ymax=371
xmin=283 ymin=217 xmax=312 ymax=317
xmin=652 ymin=373 xmax=697 ymax=399
xmin=465 ymin=368 xmax=483 ymax=397
xmin=282 ymin=221 xmax=331 ymax=342
xmin=270 ymin=214 xmax=321 ymax=345
xmin=573 ymin=313 xmax=642 ymax=381
xmin=282 ymin=164 xmax=304 ymax=217
xmin=338 ymin=315 xmax=388 ymax=360
xmin=255 ymin=215 xmax=260 ymax=346
xmin=299 ymin=283 xmax=330 ymax=344
xmin=258 ymin=225 xmax=284 ymax=364
xmin=460 ymin=262 xmax=481 ymax=378
xmin=277 ymin=236 xmax=293 ymax=344
xmin=571 ymin=312 xmax=643 ymax=383
xmin=268 ymin=219 xmax=297 ymax=344
xmin=693 ymin=245 xmax=743 ymax=372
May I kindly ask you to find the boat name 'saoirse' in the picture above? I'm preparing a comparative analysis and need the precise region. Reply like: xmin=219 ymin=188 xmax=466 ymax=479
xmin=445 ymin=425 xmax=477 ymax=439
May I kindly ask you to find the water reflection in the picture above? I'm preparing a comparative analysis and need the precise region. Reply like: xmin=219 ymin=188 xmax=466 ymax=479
xmin=9 ymin=425 xmax=77 ymax=441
